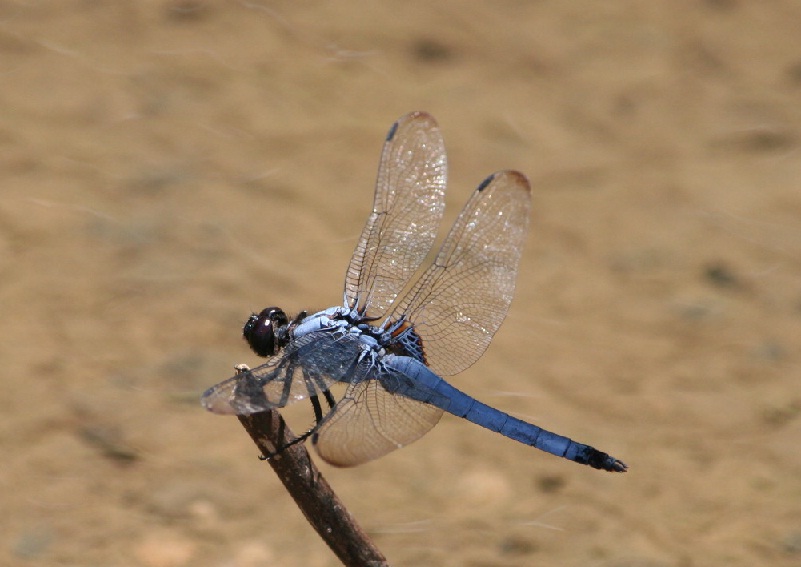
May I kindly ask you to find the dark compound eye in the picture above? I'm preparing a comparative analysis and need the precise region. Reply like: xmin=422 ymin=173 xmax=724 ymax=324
xmin=243 ymin=307 xmax=288 ymax=357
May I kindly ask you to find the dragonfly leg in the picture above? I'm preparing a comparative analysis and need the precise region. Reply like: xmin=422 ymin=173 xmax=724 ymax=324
xmin=258 ymin=385 xmax=338 ymax=461
xmin=323 ymin=389 xmax=336 ymax=408
xmin=257 ymin=399 xmax=319 ymax=460
xmin=258 ymin=426 xmax=319 ymax=461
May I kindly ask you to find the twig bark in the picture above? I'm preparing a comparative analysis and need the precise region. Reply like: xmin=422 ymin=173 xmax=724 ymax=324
xmin=237 ymin=411 xmax=389 ymax=567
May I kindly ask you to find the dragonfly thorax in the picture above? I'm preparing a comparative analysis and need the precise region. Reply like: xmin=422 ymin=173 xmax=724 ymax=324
xmin=361 ymin=319 xmax=428 ymax=366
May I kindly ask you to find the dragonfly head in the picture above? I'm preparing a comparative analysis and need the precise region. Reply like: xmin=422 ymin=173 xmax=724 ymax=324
xmin=243 ymin=307 xmax=289 ymax=357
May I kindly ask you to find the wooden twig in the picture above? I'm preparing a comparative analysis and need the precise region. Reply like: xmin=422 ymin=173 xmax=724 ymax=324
xmin=237 ymin=411 xmax=389 ymax=567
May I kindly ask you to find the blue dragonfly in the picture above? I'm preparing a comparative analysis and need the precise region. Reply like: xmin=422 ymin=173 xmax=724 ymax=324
xmin=202 ymin=111 xmax=627 ymax=473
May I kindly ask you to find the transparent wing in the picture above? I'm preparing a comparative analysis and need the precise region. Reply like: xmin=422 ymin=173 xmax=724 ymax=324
xmin=344 ymin=111 xmax=447 ymax=319
xmin=200 ymin=366 xmax=306 ymax=416
xmin=201 ymin=330 xmax=363 ymax=416
xmin=388 ymin=171 xmax=531 ymax=376
xmin=313 ymin=368 xmax=445 ymax=467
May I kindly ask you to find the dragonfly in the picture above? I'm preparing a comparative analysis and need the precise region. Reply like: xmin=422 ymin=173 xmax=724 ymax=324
xmin=202 ymin=111 xmax=627 ymax=473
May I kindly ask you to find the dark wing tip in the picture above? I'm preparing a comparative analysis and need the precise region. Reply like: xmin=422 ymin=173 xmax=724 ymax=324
xmin=406 ymin=110 xmax=436 ymax=123
xmin=477 ymin=173 xmax=495 ymax=192
xmin=476 ymin=170 xmax=531 ymax=193
xmin=505 ymin=170 xmax=531 ymax=193
xmin=386 ymin=111 xmax=438 ymax=141
xmin=386 ymin=120 xmax=399 ymax=141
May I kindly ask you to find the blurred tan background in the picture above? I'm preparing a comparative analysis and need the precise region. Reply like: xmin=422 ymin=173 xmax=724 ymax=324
xmin=2 ymin=1 xmax=800 ymax=566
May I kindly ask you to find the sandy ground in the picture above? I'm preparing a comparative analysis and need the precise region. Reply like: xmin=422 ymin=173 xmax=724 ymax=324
xmin=2 ymin=2 xmax=801 ymax=566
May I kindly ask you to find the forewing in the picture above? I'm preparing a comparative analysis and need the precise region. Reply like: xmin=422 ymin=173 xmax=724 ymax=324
xmin=200 ymin=364 xmax=300 ymax=416
xmin=389 ymin=171 xmax=531 ymax=376
xmin=313 ymin=369 xmax=444 ymax=467
xmin=344 ymin=112 xmax=447 ymax=318
xmin=201 ymin=330 xmax=361 ymax=416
